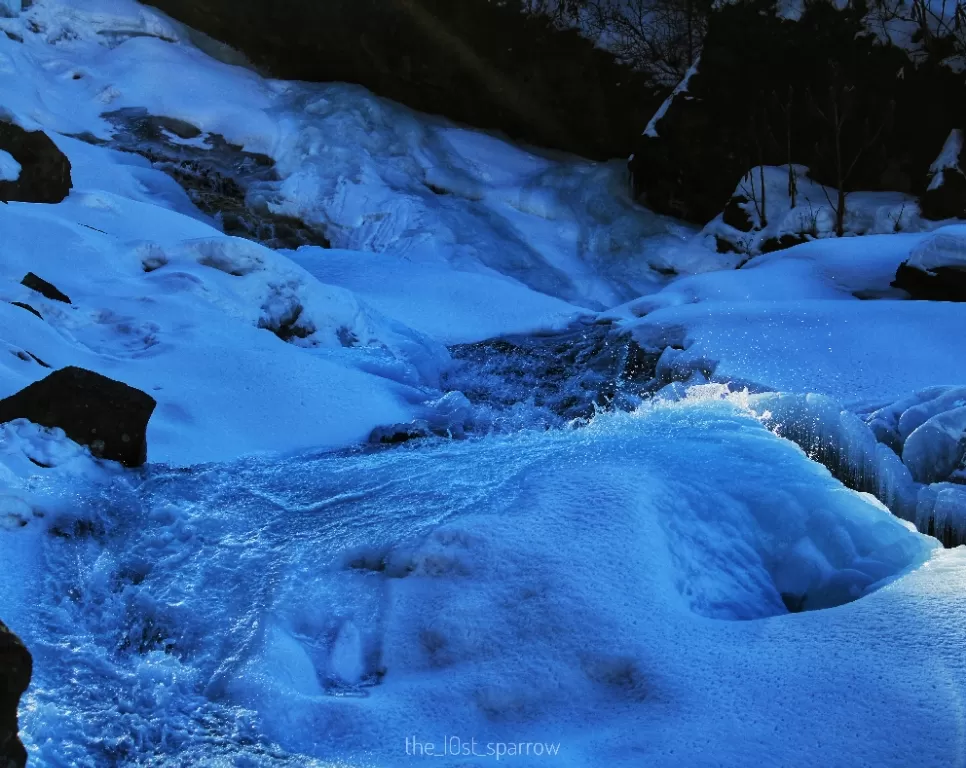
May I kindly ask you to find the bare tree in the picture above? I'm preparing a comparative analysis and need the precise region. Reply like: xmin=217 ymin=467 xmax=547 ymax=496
xmin=809 ymin=71 xmax=894 ymax=237
xmin=867 ymin=0 xmax=966 ymax=59
xmin=773 ymin=85 xmax=797 ymax=209
xmin=525 ymin=0 xmax=711 ymax=84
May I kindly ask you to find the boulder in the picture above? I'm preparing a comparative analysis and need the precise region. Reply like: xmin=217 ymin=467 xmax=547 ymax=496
xmin=892 ymin=231 xmax=966 ymax=301
xmin=629 ymin=0 xmax=965 ymax=224
xmin=0 ymin=121 xmax=72 ymax=204
xmin=0 ymin=619 xmax=31 ymax=768
xmin=20 ymin=273 xmax=70 ymax=304
xmin=920 ymin=129 xmax=966 ymax=220
xmin=0 ymin=367 xmax=157 ymax=467
xmin=142 ymin=0 xmax=661 ymax=160
xmin=893 ymin=262 xmax=966 ymax=300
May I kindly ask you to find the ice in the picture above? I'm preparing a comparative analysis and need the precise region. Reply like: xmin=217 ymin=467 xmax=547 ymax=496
xmin=902 ymin=406 xmax=966 ymax=484
xmin=0 ymin=1 xmax=965 ymax=765
xmin=747 ymin=391 xmax=921 ymax=521
xmin=916 ymin=483 xmax=966 ymax=547
xmin=4 ymin=401 xmax=953 ymax=767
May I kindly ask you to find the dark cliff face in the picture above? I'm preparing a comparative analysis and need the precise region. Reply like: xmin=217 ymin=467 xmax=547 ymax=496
xmin=145 ymin=0 xmax=662 ymax=161
xmin=630 ymin=0 xmax=966 ymax=224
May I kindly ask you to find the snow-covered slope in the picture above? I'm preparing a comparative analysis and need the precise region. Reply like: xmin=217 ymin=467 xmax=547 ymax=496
xmin=0 ymin=0 xmax=721 ymax=311
xmin=0 ymin=0 xmax=725 ymax=465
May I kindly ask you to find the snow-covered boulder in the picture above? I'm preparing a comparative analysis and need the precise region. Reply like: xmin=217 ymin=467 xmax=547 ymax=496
xmin=920 ymin=129 xmax=966 ymax=221
xmin=705 ymin=165 xmax=920 ymax=257
xmin=0 ymin=367 xmax=157 ymax=467
xmin=0 ymin=618 xmax=30 ymax=768
xmin=892 ymin=229 xmax=966 ymax=300
xmin=0 ymin=121 xmax=72 ymax=204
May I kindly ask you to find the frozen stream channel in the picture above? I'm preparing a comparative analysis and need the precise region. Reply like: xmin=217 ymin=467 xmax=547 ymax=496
xmin=8 ymin=398 xmax=965 ymax=767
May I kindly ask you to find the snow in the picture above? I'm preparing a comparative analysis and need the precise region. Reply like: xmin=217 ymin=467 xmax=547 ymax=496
xmin=703 ymin=165 xmax=927 ymax=258
xmin=618 ymin=224 xmax=966 ymax=406
xmin=631 ymin=298 xmax=966 ymax=406
xmin=0 ymin=0 xmax=710 ymax=464
xmin=0 ymin=186 xmax=453 ymax=465
xmin=288 ymin=247 xmax=586 ymax=345
xmin=0 ymin=148 xmax=20 ymax=180
xmin=643 ymin=60 xmax=699 ymax=138
xmin=6 ymin=400 xmax=961 ymax=767
xmin=0 ymin=1 xmax=965 ymax=766
xmin=927 ymin=129 xmax=964 ymax=191
xmin=905 ymin=225 xmax=966 ymax=272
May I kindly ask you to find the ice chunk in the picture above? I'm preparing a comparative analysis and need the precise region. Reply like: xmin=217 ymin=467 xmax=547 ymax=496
xmin=902 ymin=406 xmax=966 ymax=484
xmin=915 ymin=483 xmax=966 ymax=547
xmin=749 ymin=392 xmax=920 ymax=521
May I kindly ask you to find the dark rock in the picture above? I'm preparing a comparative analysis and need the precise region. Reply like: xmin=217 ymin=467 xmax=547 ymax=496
xmin=715 ymin=235 xmax=739 ymax=254
xmin=24 ymin=351 xmax=50 ymax=369
xmin=142 ymin=0 xmax=662 ymax=160
xmin=920 ymin=131 xmax=966 ymax=220
xmin=921 ymin=168 xmax=966 ymax=220
xmin=20 ymin=273 xmax=70 ymax=304
xmin=759 ymin=233 xmax=808 ymax=254
xmin=0 ymin=619 xmax=31 ymax=768
xmin=630 ymin=0 xmax=966 ymax=224
xmin=0 ymin=120 xmax=72 ymax=204
xmin=0 ymin=366 xmax=157 ymax=467
xmin=892 ymin=262 xmax=966 ymax=301
xmin=93 ymin=109 xmax=330 ymax=250
xmin=369 ymin=420 xmax=435 ymax=445
xmin=8 ymin=302 xmax=42 ymax=320
xmin=722 ymin=195 xmax=754 ymax=232
xmin=258 ymin=301 xmax=315 ymax=342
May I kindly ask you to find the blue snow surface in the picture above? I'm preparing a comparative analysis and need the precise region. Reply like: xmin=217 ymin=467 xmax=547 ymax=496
xmin=6 ymin=402 xmax=966 ymax=767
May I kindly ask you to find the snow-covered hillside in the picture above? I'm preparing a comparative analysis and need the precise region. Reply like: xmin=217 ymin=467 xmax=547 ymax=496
xmin=1 ymin=1 xmax=965 ymax=766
